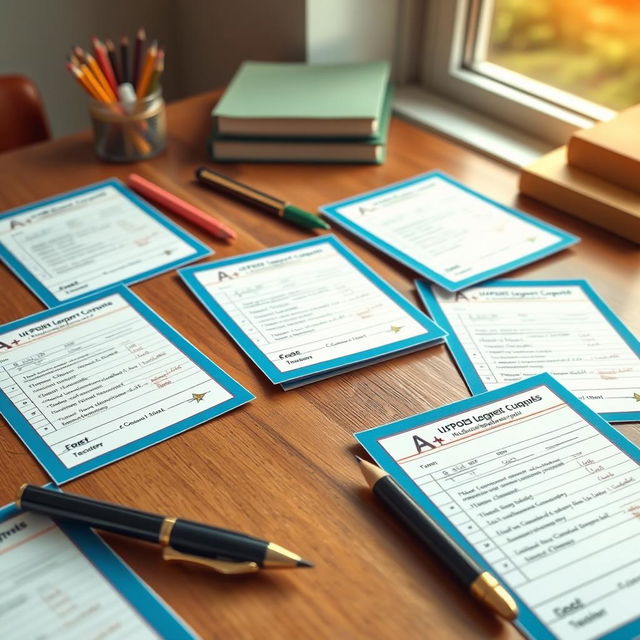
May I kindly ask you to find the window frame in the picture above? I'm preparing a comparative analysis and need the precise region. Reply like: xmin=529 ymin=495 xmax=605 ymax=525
xmin=403 ymin=0 xmax=617 ymax=146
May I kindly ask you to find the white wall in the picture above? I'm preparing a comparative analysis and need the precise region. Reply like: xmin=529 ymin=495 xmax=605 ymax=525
xmin=306 ymin=0 xmax=399 ymax=68
xmin=0 ymin=0 xmax=305 ymax=137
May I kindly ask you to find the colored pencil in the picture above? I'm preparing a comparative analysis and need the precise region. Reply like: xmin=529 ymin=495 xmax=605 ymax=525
xmin=92 ymin=37 xmax=118 ymax=96
xmin=120 ymin=35 xmax=130 ymax=84
xmin=127 ymin=174 xmax=237 ymax=241
xmin=136 ymin=41 xmax=158 ymax=98
xmin=106 ymin=39 xmax=121 ymax=85
xmin=67 ymin=63 xmax=102 ymax=101
xmin=72 ymin=45 xmax=86 ymax=61
xmin=78 ymin=62 xmax=111 ymax=102
xmin=147 ymin=49 xmax=164 ymax=96
xmin=133 ymin=26 xmax=146 ymax=89
xmin=84 ymin=52 xmax=116 ymax=101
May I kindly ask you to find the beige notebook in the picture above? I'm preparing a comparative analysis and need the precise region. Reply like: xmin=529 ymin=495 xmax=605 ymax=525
xmin=568 ymin=105 xmax=640 ymax=193
xmin=520 ymin=146 xmax=640 ymax=244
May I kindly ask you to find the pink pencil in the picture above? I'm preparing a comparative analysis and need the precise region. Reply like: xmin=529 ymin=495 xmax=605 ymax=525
xmin=127 ymin=173 xmax=237 ymax=241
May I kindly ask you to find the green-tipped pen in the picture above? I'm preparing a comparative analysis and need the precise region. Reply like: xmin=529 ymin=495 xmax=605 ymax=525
xmin=282 ymin=204 xmax=330 ymax=230
xmin=195 ymin=166 xmax=330 ymax=232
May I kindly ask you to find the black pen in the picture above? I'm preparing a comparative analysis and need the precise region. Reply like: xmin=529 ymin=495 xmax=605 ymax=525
xmin=17 ymin=484 xmax=313 ymax=574
xmin=195 ymin=166 xmax=330 ymax=231
xmin=356 ymin=457 xmax=518 ymax=620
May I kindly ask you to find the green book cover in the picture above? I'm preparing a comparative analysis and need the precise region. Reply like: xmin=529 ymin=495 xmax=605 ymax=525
xmin=208 ymin=87 xmax=393 ymax=165
xmin=213 ymin=61 xmax=391 ymax=137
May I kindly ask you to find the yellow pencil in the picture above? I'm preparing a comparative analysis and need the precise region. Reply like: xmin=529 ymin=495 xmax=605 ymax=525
xmin=146 ymin=48 xmax=164 ymax=96
xmin=136 ymin=40 xmax=158 ymax=98
xmin=79 ymin=63 xmax=111 ymax=102
xmin=67 ymin=63 xmax=101 ymax=100
xmin=85 ymin=52 xmax=117 ymax=102
xmin=72 ymin=47 xmax=108 ymax=98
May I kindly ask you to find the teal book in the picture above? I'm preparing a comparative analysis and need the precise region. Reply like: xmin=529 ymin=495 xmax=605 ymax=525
xmin=213 ymin=60 xmax=391 ymax=138
xmin=209 ymin=88 xmax=393 ymax=164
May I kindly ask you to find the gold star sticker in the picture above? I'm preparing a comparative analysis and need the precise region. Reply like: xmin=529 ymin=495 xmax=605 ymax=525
xmin=634 ymin=392 xmax=640 ymax=402
xmin=192 ymin=393 xmax=206 ymax=402
xmin=390 ymin=325 xmax=402 ymax=333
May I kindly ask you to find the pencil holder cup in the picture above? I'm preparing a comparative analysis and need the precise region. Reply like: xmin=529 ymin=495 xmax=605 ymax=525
xmin=88 ymin=89 xmax=166 ymax=162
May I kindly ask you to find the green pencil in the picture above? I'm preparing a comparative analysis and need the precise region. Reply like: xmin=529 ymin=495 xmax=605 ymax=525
xmin=195 ymin=166 xmax=330 ymax=231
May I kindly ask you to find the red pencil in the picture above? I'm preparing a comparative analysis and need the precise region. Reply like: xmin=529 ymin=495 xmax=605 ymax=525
xmin=92 ymin=36 xmax=118 ymax=95
xmin=127 ymin=174 xmax=237 ymax=241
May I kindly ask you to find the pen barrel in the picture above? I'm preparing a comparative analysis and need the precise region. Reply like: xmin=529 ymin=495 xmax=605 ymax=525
xmin=195 ymin=167 xmax=284 ymax=215
xmin=169 ymin=519 xmax=267 ymax=563
xmin=20 ymin=485 xmax=164 ymax=543
xmin=373 ymin=476 xmax=480 ymax=586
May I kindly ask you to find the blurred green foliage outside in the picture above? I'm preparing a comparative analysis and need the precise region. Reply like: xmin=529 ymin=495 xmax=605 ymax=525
xmin=487 ymin=0 xmax=640 ymax=110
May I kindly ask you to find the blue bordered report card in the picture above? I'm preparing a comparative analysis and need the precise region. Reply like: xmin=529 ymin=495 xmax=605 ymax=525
xmin=0 ymin=497 xmax=196 ymax=639
xmin=417 ymin=279 xmax=640 ymax=423
xmin=0 ymin=179 xmax=211 ymax=306
xmin=320 ymin=171 xmax=578 ymax=292
xmin=0 ymin=285 xmax=253 ymax=484
xmin=355 ymin=374 xmax=640 ymax=640
xmin=179 ymin=235 xmax=446 ymax=389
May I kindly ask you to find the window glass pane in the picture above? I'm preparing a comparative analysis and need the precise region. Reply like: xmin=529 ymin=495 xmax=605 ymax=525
xmin=485 ymin=0 xmax=640 ymax=110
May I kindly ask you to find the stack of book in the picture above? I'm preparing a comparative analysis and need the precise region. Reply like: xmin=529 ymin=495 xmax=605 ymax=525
xmin=520 ymin=104 xmax=640 ymax=244
xmin=209 ymin=61 xmax=392 ymax=164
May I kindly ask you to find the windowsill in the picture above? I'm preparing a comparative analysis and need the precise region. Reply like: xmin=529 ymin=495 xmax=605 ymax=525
xmin=393 ymin=84 xmax=554 ymax=168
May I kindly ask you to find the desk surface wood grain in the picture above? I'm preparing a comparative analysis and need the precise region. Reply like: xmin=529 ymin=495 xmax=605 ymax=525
xmin=0 ymin=91 xmax=638 ymax=640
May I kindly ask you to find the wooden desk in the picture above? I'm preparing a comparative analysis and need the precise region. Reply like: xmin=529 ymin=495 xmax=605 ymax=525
xmin=0 ymin=91 xmax=638 ymax=639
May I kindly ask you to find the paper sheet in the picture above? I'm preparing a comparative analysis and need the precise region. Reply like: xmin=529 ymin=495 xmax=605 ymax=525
xmin=321 ymin=172 xmax=578 ymax=291
xmin=180 ymin=236 xmax=446 ymax=386
xmin=419 ymin=280 xmax=640 ymax=422
xmin=0 ymin=287 xmax=253 ymax=482
xmin=0 ymin=180 xmax=210 ymax=305
xmin=356 ymin=374 xmax=640 ymax=640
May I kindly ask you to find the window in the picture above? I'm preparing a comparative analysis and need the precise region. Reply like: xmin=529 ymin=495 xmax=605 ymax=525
xmin=477 ymin=0 xmax=640 ymax=112
xmin=397 ymin=0 xmax=635 ymax=149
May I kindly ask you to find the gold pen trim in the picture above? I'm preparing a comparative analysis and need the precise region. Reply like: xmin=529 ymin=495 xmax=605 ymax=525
xmin=15 ymin=483 xmax=28 ymax=509
xmin=470 ymin=571 xmax=518 ymax=621
xmin=159 ymin=516 xmax=177 ymax=546
xmin=162 ymin=546 xmax=259 ymax=574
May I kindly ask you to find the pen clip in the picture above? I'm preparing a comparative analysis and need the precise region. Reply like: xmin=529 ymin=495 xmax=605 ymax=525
xmin=162 ymin=546 xmax=260 ymax=575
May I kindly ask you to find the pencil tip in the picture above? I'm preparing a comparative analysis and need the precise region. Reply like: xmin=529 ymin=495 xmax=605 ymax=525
xmin=355 ymin=455 xmax=364 ymax=463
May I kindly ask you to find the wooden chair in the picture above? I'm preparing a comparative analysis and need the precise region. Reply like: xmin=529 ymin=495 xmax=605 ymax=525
xmin=0 ymin=75 xmax=50 ymax=153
